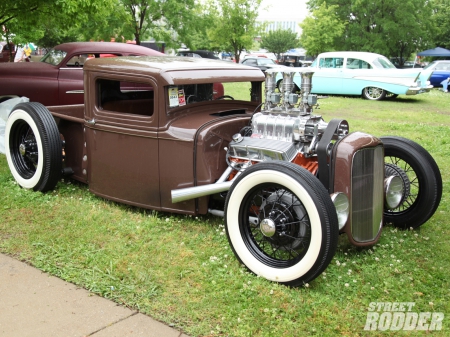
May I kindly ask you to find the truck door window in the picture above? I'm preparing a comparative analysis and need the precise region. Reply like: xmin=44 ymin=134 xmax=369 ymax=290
xmin=98 ymin=79 xmax=154 ymax=116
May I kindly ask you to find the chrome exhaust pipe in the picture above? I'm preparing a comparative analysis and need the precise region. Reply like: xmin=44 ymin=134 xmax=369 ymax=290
xmin=172 ymin=180 xmax=233 ymax=203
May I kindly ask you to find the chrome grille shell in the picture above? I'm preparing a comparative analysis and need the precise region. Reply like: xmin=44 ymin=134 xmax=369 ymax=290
xmin=332 ymin=132 xmax=384 ymax=246
xmin=350 ymin=146 xmax=384 ymax=242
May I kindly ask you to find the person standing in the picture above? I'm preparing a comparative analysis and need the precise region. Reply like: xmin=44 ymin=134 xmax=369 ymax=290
xmin=441 ymin=77 xmax=450 ymax=92
xmin=14 ymin=45 xmax=25 ymax=62
xmin=23 ymin=44 xmax=31 ymax=61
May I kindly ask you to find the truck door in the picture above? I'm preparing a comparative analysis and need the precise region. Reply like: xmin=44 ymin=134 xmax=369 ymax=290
xmin=84 ymin=76 xmax=160 ymax=208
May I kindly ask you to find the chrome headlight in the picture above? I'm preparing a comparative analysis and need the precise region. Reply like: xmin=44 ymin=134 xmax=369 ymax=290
xmin=331 ymin=192 xmax=349 ymax=230
xmin=384 ymin=175 xmax=404 ymax=209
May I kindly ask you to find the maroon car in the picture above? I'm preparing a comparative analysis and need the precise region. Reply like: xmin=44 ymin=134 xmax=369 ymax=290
xmin=0 ymin=42 xmax=165 ymax=105
xmin=0 ymin=42 xmax=15 ymax=63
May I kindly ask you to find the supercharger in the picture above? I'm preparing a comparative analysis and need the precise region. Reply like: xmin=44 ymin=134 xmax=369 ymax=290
xmin=227 ymin=68 xmax=349 ymax=166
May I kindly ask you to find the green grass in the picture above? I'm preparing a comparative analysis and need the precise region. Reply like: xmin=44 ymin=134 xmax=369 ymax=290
xmin=1 ymin=89 xmax=450 ymax=336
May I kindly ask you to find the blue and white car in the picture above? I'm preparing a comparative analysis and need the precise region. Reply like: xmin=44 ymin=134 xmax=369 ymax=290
xmin=276 ymin=52 xmax=432 ymax=100
xmin=417 ymin=60 xmax=450 ymax=89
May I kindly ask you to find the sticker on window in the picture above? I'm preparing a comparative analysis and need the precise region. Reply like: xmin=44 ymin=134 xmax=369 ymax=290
xmin=178 ymin=89 xmax=186 ymax=106
xmin=169 ymin=87 xmax=179 ymax=107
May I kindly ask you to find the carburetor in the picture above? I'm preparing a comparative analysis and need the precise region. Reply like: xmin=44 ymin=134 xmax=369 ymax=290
xmin=228 ymin=68 xmax=349 ymax=165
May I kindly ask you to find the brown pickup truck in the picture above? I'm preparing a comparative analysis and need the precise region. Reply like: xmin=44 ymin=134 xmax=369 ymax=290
xmin=3 ymin=56 xmax=442 ymax=286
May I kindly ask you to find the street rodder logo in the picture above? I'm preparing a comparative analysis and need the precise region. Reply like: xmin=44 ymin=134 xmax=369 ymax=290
xmin=364 ymin=302 xmax=444 ymax=331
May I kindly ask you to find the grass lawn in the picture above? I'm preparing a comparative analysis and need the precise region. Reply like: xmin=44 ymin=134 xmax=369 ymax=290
xmin=1 ymin=89 xmax=449 ymax=336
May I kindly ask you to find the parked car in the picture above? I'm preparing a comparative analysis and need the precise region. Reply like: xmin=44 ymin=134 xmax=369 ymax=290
xmin=417 ymin=60 xmax=450 ymax=88
xmin=3 ymin=59 xmax=441 ymax=287
xmin=279 ymin=53 xmax=311 ymax=67
xmin=276 ymin=51 xmax=432 ymax=100
xmin=176 ymin=50 xmax=220 ymax=59
xmin=0 ymin=42 xmax=15 ymax=62
xmin=0 ymin=42 xmax=165 ymax=106
xmin=241 ymin=57 xmax=285 ymax=72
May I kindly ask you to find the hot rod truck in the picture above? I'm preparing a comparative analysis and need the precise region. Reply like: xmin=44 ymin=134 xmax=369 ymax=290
xmin=4 ymin=56 xmax=442 ymax=286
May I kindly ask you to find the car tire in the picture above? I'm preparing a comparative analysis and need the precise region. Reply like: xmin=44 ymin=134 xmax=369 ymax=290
xmin=224 ymin=161 xmax=338 ymax=286
xmin=385 ymin=93 xmax=398 ymax=100
xmin=5 ymin=102 xmax=62 ymax=192
xmin=381 ymin=136 xmax=442 ymax=229
xmin=362 ymin=87 xmax=386 ymax=100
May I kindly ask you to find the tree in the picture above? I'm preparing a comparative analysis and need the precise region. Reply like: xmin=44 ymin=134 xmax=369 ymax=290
xmin=299 ymin=3 xmax=346 ymax=57
xmin=1 ymin=0 xmax=119 ymax=51
xmin=430 ymin=0 xmax=450 ymax=50
xmin=306 ymin=0 xmax=436 ymax=65
xmin=206 ymin=0 xmax=262 ymax=63
xmin=119 ymin=0 xmax=197 ymax=48
xmin=260 ymin=29 xmax=300 ymax=60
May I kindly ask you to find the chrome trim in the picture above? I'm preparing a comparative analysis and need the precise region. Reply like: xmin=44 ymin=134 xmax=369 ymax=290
xmin=66 ymin=90 xmax=84 ymax=94
xmin=350 ymin=146 xmax=384 ymax=242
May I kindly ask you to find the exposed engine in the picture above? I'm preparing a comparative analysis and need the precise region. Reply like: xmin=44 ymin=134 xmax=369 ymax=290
xmin=227 ymin=68 xmax=349 ymax=172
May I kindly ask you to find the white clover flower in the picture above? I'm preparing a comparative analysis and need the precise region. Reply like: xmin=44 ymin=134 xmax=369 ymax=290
xmin=345 ymin=283 xmax=349 ymax=287
xmin=304 ymin=283 xmax=310 ymax=288
xmin=270 ymin=289 xmax=274 ymax=295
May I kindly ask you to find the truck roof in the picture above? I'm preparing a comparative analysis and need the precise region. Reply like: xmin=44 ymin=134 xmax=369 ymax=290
xmin=83 ymin=56 xmax=266 ymax=85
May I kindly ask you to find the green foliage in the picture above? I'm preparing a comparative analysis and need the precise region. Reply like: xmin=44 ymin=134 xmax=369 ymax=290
xmin=300 ymin=3 xmax=346 ymax=57
xmin=260 ymin=29 xmax=300 ymax=60
xmin=1 ymin=0 xmax=119 ymax=46
xmin=431 ymin=0 xmax=450 ymax=50
xmin=119 ymin=0 xmax=197 ymax=49
xmin=306 ymin=0 xmax=436 ymax=63
xmin=206 ymin=0 xmax=262 ymax=63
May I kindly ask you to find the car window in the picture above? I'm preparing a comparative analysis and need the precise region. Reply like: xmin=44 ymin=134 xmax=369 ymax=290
xmin=98 ymin=78 xmax=154 ymax=116
xmin=64 ymin=53 xmax=122 ymax=68
xmin=40 ymin=49 xmax=67 ymax=65
xmin=423 ymin=61 xmax=438 ymax=70
xmin=243 ymin=59 xmax=258 ymax=66
xmin=167 ymin=83 xmax=214 ymax=108
xmin=319 ymin=57 xmax=344 ymax=68
xmin=372 ymin=57 xmax=396 ymax=69
xmin=435 ymin=62 xmax=450 ymax=70
xmin=346 ymin=58 xmax=372 ymax=69
xmin=257 ymin=59 xmax=275 ymax=65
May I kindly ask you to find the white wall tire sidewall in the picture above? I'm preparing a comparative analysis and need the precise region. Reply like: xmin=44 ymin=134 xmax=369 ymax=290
xmin=226 ymin=170 xmax=323 ymax=283
xmin=5 ymin=109 xmax=44 ymax=189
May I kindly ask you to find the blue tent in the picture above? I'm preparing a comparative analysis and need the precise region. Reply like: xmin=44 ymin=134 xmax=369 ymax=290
xmin=417 ymin=47 xmax=450 ymax=57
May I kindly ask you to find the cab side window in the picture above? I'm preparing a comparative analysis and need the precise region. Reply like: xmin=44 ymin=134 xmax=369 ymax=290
xmin=98 ymin=79 xmax=154 ymax=116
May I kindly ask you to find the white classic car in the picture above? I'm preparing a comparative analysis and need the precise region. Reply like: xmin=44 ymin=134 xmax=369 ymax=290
xmin=277 ymin=51 xmax=432 ymax=100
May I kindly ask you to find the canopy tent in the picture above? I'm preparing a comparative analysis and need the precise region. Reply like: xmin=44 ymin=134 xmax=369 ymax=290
xmin=417 ymin=47 xmax=450 ymax=57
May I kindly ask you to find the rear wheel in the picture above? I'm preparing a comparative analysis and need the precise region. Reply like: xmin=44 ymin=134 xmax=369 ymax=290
xmin=225 ymin=161 xmax=338 ymax=286
xmin=5 ymin=102 xmax=62 ymax=192
xmin=381 ymin=136 xmax=442 ymax=229
xmin=362 ymin=87 xmax=386 ymax=100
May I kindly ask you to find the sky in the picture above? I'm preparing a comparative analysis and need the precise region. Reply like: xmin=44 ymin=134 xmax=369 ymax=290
xmin=257 ymin=0 xmax=309 ymax=22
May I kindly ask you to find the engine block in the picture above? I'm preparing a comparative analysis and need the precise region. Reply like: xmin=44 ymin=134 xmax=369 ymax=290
xmin=228 ymin=68 xmax=348 ymax=162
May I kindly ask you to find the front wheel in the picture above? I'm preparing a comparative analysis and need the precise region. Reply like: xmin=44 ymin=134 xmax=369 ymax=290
xmin=5 ymin=102 xmax=62 ymax=192
xmin=382 ymin=136 xmax=442 ymax=229
xmin=362 ymin=87 xmax=386 ymax=100
xmin=225 ymin=161 xmax=339 ymax=286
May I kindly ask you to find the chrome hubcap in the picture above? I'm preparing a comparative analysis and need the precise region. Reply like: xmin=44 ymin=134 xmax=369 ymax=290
xmin=260 ymin=218 xmax=276 ymax=237
xmin=19 ymin=143 xmax=26 ymax=156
